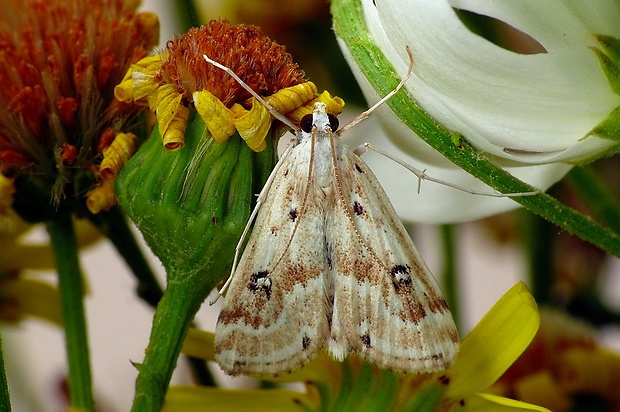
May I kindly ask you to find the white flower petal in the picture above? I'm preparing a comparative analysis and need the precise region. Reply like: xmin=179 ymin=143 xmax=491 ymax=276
xmin=451 ymin=0 xmax=620 ymax=50
xmin=342 ymin=116 xmax=570 ymax=223
xmin=354 ymin=0 xmax=620 ymax=164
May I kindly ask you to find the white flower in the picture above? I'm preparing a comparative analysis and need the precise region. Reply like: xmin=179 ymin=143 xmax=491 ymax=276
xmin=337 ymin=0 xmax=620 ymax=223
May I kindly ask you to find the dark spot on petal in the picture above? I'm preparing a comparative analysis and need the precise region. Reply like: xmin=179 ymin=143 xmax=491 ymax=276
xmin=353 ymin=201 xmax=364 ymax=216
xmin=438 ymin=375 xmax=450 ymax=385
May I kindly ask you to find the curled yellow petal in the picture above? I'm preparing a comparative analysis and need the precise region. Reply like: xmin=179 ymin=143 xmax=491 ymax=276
xmin=137 ymin=12 xmax=160 ymax=49
xmin=265 ymin=82 xmax=317 ymax=115
xmin=114 ymin=53 xmax=163 ymax=104
xmin=287 ymin=90 xmax=346 ymax=123
xmin=156 ymin=84 xmax=188 ymax=150
xmin=445 ymin=282 xmax=540 ymax=398
xmin=86 ymin=179 xmax=117 ymax=214
xmin=99 ymin=133 xmax=138 ymax=180
xmin=234 ymin=98 xmax=271 ymax=152
xmin=193 ymin=90 xmax=237 ymax=143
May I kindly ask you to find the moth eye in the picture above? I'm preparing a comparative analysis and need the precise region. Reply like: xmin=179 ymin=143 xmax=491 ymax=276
xmin=327 ymin=114 xmax=339 ymax=131
xmin=300 ymin=114 xmax=314 ymax=133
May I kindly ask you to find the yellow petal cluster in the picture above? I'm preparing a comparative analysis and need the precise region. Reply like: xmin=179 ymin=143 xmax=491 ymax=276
xmin=116 ymin=53 xmax=345 ymax=153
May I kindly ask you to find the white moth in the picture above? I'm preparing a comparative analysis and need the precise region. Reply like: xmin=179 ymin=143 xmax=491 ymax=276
xmin=206 ymin=52 xmax=459 ymax=376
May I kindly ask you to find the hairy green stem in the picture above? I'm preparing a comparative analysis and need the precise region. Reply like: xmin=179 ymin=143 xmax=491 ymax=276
xmin=47 ymin=215 xmax=94 ymax=411
xmin=131 ymin=270 xmax=210 ymax=412
xmin=332 ymin=0 xmax=620 ymax=257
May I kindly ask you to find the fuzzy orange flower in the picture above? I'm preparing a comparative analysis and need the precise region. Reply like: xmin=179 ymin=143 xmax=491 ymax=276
xmin=0 ymin=0 xmax=159 ymax=216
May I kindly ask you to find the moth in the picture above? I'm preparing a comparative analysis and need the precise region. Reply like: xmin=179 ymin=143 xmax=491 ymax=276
xmin=206 ymin=51 xmax=459 ymax=376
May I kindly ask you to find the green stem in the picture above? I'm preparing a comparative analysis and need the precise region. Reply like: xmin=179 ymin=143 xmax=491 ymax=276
xmin=88 ymin=207 xmax=164 ymax=308
xmin=173 ymin=0 xmax=201 ymax=32
xmin=89 ymin=208 xmax=216 ymax=386
xmin=519 ymin=210 xmax=555 ymax=304
xmin=47 ymin=215 xmax=94 ymax=411
xmin=0 ymin=331 xmax=11 ymax=412
xmin=566 ymin=165 xmax=620 ymax=233
xmin=331 ymin=0 xmax=620 ymax=257
xmin=131 ymin=272 xmax=206 ymax=412
xmin=439 ymin=225 xmax=460 ymax=329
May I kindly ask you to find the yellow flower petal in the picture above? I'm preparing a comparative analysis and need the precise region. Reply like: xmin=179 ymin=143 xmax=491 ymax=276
xmin=513 ymin=371 xmax=571 ymax=412
xmin=445 ymin=282 xmax=540 ymax=398
xmin=265 ymin=82 xmax=318 ymax=115
xmin=86 ymin=179 xmax=117 ymax=214
xmin=234 ymin=98 xmax=271 ymax=152
xmin=181 ymin=328 xmax=215 ymax=362
xmin=1 ymin=278 xmax=62 ymax=326
xmin=287 ymin=90 xmax=345 ymax=123
xmin=115 ymin=54 xmax=163 ymax=104
xmin=457 ymin=393 xmax=551 ymax=411
xmin=163 ymin=386 xmax=314 ymax=412
xmin=156 ymin=84 xmax=188 ymax=150
xmin=193 ymin=90 xmax=237 ymax=143
xmin=99 ymin=133 xmax=138 ymax=180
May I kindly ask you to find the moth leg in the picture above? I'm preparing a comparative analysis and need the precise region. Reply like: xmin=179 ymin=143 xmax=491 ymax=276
xmin=354 ymin=142 xmax=540 ymax=198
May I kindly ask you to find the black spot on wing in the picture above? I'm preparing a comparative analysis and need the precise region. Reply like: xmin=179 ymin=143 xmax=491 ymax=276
xmin=248 ymin=270 xmax=272 ymax=299
xmin=353 ymin=201 xmax=364 ymax=216
xmin=289 ymin=208 xmax=298 ymax=221
xmin=390 ymin=264 xmax=412 ymax=292
xmin=302 ymin=335 xmax=311 ymax=350
xmin=361 ymin=334 xmax=371 ymax=348
xmin=355 ymin=163 xmax=363 ymax=173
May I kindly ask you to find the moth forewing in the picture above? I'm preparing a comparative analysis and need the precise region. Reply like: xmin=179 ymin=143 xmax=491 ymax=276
xmin=214 ymin=129 xmax=331 ymax=375
xmin=323 ymin=118 xmax=458 ymax=372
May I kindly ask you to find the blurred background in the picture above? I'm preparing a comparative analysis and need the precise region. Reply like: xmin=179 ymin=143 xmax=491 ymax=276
xmin=3 ymin=0 xmax=620 ymax=410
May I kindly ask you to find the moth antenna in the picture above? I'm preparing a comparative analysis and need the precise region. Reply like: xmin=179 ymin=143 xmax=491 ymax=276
xmin=338 ymin=46 xmax=415 ymax=135
xmin=202 ymin=54 xmax=299 ymax=131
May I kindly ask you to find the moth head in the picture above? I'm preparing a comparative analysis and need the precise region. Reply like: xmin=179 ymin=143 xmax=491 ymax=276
xmin=300 ymin=102 xmax=339 ymax=133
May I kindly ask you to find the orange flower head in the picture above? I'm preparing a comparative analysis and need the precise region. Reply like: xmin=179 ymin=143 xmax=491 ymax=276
xmin=0 ymin=0 xmax=159 ymax=213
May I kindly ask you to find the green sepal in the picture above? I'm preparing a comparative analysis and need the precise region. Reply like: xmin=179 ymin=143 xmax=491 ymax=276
xmin=584 ymin=35 xmax=620 ymax=142
xmin=116 ymin=110 xmax=277 ymax=289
